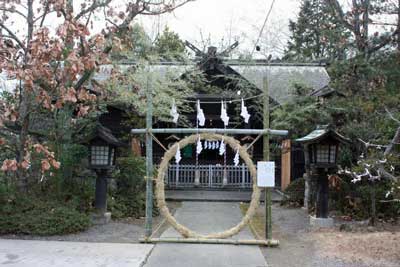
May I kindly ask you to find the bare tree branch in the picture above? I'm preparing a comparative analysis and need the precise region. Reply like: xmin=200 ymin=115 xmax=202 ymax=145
xmin=0 ymin=22 xmax=26 ymax=51
xmin=0 ymin=7 xmax=27 ymax=19
xmin=358 ymin=138 xmax=389 ymax=149
xmin=38 ymin=1 xmax=50 ymax=27
xmin=370 ymin=22 xmax=398 ymax=26
xmin=368 ymin=29 xmax=399 ymax=54
xmin=385 ymin=107 xmax=400 ymax=124
xmin=385 ymin=126 xmax=400 ymax=156
xmin=379 ymin=166 xmax=398 ymax=182
xmin=75 ymin=0 xmax=113 ymax=21
xmin=325 ymin=0 xmax=353 ymax=30
xmin=73 ymin=0 xmax=193 ymax=90
xmin=326 ymin=0 xmax=399 ymax=56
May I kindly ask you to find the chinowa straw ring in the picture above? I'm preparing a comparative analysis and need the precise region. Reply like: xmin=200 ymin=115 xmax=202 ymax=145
xmin=155 ymin=133 xmax=261 ymax=239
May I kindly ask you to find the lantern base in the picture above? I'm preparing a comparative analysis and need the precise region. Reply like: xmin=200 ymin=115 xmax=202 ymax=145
xmin=309 ymin=215 xmax=333 ymax=228
xmin=92 ymin=212 xmax=112 ymax=225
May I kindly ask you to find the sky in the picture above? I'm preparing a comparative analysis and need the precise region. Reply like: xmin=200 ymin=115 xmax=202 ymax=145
xmin=137 ymin=0 xmax=301 ymax=59
xmin=6 ymin=0 xmax=395 ymax=59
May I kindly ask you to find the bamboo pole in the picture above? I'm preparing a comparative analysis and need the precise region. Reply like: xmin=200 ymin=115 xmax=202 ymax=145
xmin=139 ymin=237 xmax=280 ymax=247
xmin=263 ymin=77 xmax=272 ymax=240
xmin=144 ymin=76 xmax=153 ymax=238
xmin=131 ymin=128 xmax=288 ymax=136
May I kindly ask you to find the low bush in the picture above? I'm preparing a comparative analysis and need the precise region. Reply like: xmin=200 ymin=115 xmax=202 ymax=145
xmin=109 ymin=155 xmax=149 ymax=219
xmin=282 ymin=177 xmax=305 ymax=207
xmin=0 ymin=196 xmax=91 ymax=236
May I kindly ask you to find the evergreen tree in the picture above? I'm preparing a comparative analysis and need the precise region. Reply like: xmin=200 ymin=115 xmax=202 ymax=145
xmin=284 ymin=0 xmax=350 ymax=62
xmin=115 ymin=25 xmax=186 ymax=61
xmin=154 ymin=26 xmax=187 ymax=61
xmin=114 ymin=23 xmax=154 ymax=60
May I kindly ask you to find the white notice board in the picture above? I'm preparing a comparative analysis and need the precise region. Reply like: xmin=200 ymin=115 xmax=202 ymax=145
xmin=257 ymin=161 xmax=275 ymax=187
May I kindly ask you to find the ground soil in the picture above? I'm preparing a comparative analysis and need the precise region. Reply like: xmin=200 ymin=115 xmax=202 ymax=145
xmin=1 ymin=201 xmax=181 ymax=243
xmin=2 ymin=198 xmax=399 ymax=267
xmin=243 ymin=203 xmax=400 ymax=267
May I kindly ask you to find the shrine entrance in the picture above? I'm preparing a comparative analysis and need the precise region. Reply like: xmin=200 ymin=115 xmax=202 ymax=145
xmin=131 ymin=73 xmax=288 ymax=245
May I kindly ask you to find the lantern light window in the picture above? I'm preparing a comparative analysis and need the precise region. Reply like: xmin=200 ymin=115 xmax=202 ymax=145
xmin=91 ymin=146 xmax=111 ymax=166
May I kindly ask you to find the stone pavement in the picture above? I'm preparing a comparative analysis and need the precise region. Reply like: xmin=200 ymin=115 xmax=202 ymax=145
xmin=0 ymin=239 xmax=153 ymax=267
xmin=143 ymin=202 xmax=267 ymax=267
xmin=165 ymin=189 xmax=283 ymax=202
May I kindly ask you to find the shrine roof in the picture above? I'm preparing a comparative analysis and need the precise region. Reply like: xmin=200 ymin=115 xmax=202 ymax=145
xmin=93 ymin=61 xmax=330 ymax=105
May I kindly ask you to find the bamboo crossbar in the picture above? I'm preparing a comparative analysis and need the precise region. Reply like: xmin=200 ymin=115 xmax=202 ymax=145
xmin=139 ymin=237 xmax=279 ymax=247
xmin=131 ymin=128 xmax=288 ymax=136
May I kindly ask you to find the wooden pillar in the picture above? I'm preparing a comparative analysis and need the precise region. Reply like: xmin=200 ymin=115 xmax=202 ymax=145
xmin=280 ymin=139 xmax=291 ymax=191
xmin=303 ymin=144 xmax=311 ymax=211
xmin=303 ymin=171 xmax=311 ymax=211
xmin=131 ymin=137 xmax=142 ymax=156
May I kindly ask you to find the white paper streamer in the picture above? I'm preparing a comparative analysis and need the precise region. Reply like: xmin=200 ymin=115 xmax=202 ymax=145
xmin=196 ymin=138 xmax=203 ymax=155
xmin=233 ymin=148 xmax=240 ymax=166
xmin=215 ymin=141 xmax=220 ymax=149
xmin=211 ymin=141 xmax=216 ymax=150
xmin=175 ymin=144 xmax=181 ymax=164
xmin=220 ymin=101 xmax=229 ymax=126
xmin=219 ymin=140 xmax=226 ymax=156
xmin=197 ymin=100 xmax=205 ymax=127
xmin=170 ymin=99 xmax=179 ymax=124
xmin=240 ymin=98 xmax=250 ymax=123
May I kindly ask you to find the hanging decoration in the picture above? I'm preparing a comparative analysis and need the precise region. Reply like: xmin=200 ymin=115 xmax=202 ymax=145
xmin=170 ymin=99 xmax=179 ymax=124
xmin=240 ymin=98 xmax=250 ymax=123
xmin=219 ymin=139 xmax=226 ymax=156
xmin=197 ymin=100 xmax=205 ymax=127
xmin=202 ymin=141 xmax=223 ymax=150
xmin=220 ymin=101 xmax=230 ymax=127
xmin=175 ymin=144 xmax=181 ymax=164
xmin=196 ymin=137 xmax=203 ymax=154
xmin=233 ymin=148 xmax=240 ymax=166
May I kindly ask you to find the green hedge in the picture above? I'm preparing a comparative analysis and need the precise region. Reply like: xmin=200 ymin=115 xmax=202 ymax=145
xmin=109 ymin=155 xmax=148 ymax=219
xmin=0 ymin=197 xmax=91 ymax=236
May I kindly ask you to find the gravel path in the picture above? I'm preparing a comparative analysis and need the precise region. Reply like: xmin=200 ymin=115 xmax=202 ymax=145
xmin=260 ymin=204 xmax=400 ymax=267
xmin=144 ymin=202 xmax=266 ymax=267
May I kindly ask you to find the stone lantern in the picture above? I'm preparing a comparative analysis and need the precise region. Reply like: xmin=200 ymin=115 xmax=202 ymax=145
xmin=296 ymin=125 xmax=349 ymax=226
xmin=88 ymin=125 xmax=124 ymax=223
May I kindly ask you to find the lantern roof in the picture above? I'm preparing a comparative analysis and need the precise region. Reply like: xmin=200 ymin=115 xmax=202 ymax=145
xmin=295 ymin=125 xmax=350 ymax=144
xmin=90 ymin=124 xmax=125 ymax=147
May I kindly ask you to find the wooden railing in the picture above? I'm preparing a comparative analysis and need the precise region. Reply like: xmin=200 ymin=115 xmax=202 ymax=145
xmin=165 ymin=164 xmax=252 ymax=188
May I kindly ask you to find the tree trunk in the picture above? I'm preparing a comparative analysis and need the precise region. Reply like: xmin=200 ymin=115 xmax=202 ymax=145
xmin=398 ymin=0 xmax=400 ymax=51
xmin=370 ymin=182 xmax=376 ymax=226
xmin=17 ymin=98 xmax=30 ymax=192
xmin=16 ymin=0 xmax=34 ymax=192
xmin=384 ymin=126 xmax=400 ymax=156
xmin=362 ymin=0 xmax=370 ymax=59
